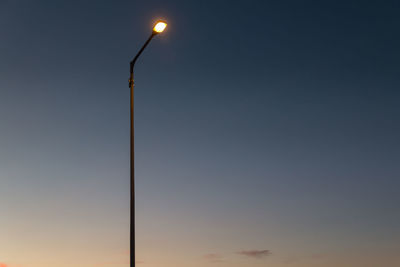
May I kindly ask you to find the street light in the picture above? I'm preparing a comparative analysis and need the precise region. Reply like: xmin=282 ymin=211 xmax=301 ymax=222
xmin=153 ymin=21 xmax=167 ymax=33
xmin=129 ymin=20 xmax=167 ymax=267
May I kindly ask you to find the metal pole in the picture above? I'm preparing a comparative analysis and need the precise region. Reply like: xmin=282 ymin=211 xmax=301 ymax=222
xmin=129 ymin=68 xmax=135 ymax=267
xmin=129 ymin=32 xmax=156 ymax=267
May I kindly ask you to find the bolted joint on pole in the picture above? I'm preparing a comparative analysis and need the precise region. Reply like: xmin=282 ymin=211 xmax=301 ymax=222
xmin=129 ymin=62 xmax=134 ymax=88
xmin=129 ymin=77 xmax=134 ymax=88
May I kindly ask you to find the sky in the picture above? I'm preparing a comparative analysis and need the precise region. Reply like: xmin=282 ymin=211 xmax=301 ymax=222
xmin=0 ymin=0 xmax=399 ymax=266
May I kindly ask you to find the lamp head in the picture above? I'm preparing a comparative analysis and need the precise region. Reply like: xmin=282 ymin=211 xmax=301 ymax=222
xmin=153 ymin=20 xmax=167 ymax=34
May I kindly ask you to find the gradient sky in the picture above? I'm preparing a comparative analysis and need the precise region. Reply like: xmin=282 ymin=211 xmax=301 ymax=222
xmin=1 ymin=0 xmax=400 ymax=266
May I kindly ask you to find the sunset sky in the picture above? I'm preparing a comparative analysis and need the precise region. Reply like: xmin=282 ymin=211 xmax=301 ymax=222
xmin=1 ymin=0 xmax=399 ymax=266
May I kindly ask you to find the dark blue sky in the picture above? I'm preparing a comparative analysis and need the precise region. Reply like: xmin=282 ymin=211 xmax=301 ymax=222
xmin=1 ymin=1 xmax=399 ymax=266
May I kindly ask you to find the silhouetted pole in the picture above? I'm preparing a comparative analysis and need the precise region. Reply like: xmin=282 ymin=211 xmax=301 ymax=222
xmin=128 ymin=21 xmax=167 ymax=267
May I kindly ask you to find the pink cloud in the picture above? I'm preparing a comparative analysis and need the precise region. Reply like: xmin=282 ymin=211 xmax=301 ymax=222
xmin=204 ymin=253 xmax=224 ymax=263
xmin=0 ymin=263 xmax=8 ymax=267
xmin=311 ymin=253 xmax=327 ymax=259
xmin=283 ymin=256 xmax=299 ymax=264
xmin=237 ymin=250 xmax=271 ymax=259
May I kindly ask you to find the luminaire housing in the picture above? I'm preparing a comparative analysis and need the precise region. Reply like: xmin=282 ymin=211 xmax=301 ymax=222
xmin=153 ymin=20 xmax=167 ymax=33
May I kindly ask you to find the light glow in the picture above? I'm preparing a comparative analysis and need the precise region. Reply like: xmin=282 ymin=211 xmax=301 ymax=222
xmin=153 ymin=21 xmax=167 ymax=33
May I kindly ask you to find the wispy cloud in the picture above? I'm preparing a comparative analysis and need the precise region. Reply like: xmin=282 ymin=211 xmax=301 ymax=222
xmin=94 ymin=260 xmax=132 ymax=266
xmin=282 ymin=253 xmax=327 ymax=264
xmin=236 ymin=250 xmax=271 ymax=259
xmin=311 ymin=253 xmax=326 ymax=259
xmin=283 ymin=256 xmax=298 ymax=264
xmin=0 ymin=263 xmax=8 ymax=267
xmin=204 ymin=253 xmax=224 ymax=263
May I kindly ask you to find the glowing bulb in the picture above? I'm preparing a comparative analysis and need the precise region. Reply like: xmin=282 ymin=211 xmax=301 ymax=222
xmin=153 ymin=21 xmax=167 ymax=33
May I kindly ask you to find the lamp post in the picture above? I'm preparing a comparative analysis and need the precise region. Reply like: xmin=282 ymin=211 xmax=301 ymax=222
xmin=128 ymin=20 xmax=167 ymax=267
